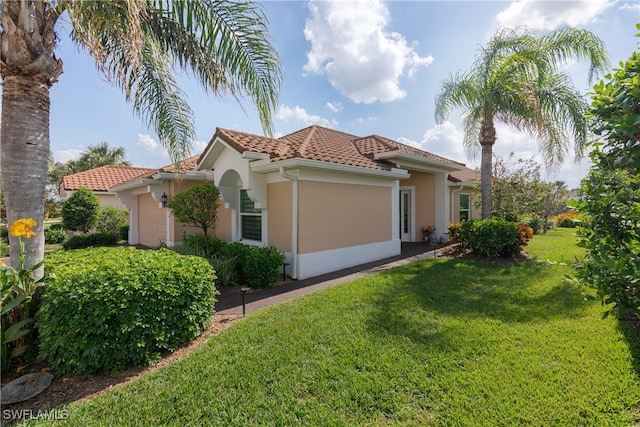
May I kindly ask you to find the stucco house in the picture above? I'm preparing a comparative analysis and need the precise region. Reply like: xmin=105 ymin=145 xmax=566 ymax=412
xmin=112 ymin=125 xmax=480 ymax=280
xmin=60 ymin=165 xmax=156 ymax=208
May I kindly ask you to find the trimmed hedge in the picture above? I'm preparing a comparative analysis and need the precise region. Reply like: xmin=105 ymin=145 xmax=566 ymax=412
xmin=37 ymin=247 xmax=218 ymax=376
xmin=62 ymin=232 xmax=118 ymax=249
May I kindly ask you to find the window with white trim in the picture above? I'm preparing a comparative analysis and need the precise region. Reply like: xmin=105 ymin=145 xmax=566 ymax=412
xmin=240 ymin=189 xmax=262 ymax=241
xmin=459 ymin=193 xmax=470 ymax=221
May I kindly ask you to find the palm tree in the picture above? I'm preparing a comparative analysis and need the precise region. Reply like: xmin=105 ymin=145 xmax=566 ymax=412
xmin=0 ymin=0 xmax=282 ymax=274
xmin=70 ymin=142 xmax=132 ymax=173
xmin=435 ymin=27 xmax=608 ymax=219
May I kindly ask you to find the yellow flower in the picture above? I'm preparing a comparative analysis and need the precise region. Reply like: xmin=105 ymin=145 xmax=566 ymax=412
xmin=9 ymin=218 xmax=37 ymax=238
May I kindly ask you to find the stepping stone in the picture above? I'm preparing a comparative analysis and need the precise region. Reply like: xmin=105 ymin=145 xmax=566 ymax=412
xmin=1 ymin=372 xmax=54 ymax=405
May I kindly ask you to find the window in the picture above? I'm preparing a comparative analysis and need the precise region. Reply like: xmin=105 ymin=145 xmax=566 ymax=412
xmin=459 ymin=193 xmax=470 ymax=222
xmin=240 ymin=189 xmax=262 ymax=241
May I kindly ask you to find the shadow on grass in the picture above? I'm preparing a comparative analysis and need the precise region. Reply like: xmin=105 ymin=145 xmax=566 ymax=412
xmin=617 ymin=310 xmax=640 ymax=380
xmin=366 ymin=258 xmax=590 ymax=343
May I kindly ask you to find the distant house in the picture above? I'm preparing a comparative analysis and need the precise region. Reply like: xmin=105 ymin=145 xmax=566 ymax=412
xmin=113 ymin=125 xmax=475 ymax=280
xmin=60 ymin=165 xmax=156 ymax=208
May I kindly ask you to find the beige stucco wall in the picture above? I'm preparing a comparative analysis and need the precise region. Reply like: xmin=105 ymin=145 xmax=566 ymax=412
xmin=402 ymin=172 xmax=435 ymax=241
xmin=95 ymin=193 xmax=126 ymax=208
xmin=297 ymin=181 xmax=391 ymax=254
xmin=138 ymin=193 xmax=167 ymax=247
xmin=215 ymin=200 xmax=233 ymax=242
xmin=267 ymin=181 xmax=292 ymax=252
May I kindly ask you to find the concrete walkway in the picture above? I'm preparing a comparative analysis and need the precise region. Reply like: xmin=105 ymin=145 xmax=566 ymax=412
xmin=215 ymin=242 xmax=447 ymax=316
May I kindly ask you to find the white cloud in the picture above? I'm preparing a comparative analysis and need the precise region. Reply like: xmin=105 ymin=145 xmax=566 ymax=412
xmin=620 ymin=2 xmax=640 ymax=12
xmin=326 ymin=101 xmax=342 ymax=113
xmin=495 ymin=0 xmax=615 ymax=30
xmin=419 ymin=121 xmax=467 ymax=162
xmin=276 ymin=105 xmax=337 ymax=128
xmin=54 ymin=149 xmax=83 ymax=163
xmin=303 ymin=0 xmax=433 ymax=104
xmin=192 ymin=140 xmax=208 ymax=155
xmin=396 ymin=136 xmax=422 ymax=149
xmin=137 ymin=133 xmax=170 ymax=161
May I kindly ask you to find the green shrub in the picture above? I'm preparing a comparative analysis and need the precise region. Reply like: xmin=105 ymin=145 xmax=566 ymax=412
xmin=119 ymin=225 xmax=129 ymax=242
xmin=61 ymin=188 xmax=100 ymax=233
xmin=458 ymin=219 xmax=527 ymax=257
xmin=526 ymin=216 xmax=542 ymax=234
xmin=183 ymin=233 xmax=226 ymax=254
xmin=44 ymin=227 xmax=67 ymax=244
xmin=182 ymin=234 xmax=284 ymax=288
xmin=171 ymin=243 xmax=207 ymax=258
xmin=62 ymin=232 xmax=118 ymax=250
xmin=220 ymin=241 xmax=252 ymax=263
xmin=208 ymin=255 xmax=239 ymax=287
xmin=242 ymin=246 xmax=285 ymax=288
xmin=96 ymin=206 xmax=128 ymax=237
xmin=37 ymin=247 xmax=218 ymax=376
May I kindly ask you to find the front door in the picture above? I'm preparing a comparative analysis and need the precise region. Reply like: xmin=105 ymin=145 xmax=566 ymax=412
xmin=400 ymin=189 xmax=412 ymax=242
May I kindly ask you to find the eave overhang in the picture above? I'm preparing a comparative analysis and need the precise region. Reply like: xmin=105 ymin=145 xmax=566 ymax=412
xmin=374 ymin=151 xmax=464 ymax=173
xmin=249 ymin=157 xmax=410 ymax=180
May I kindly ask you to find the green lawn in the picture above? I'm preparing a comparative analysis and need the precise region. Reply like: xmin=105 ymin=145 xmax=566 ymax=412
xmin=26 ymin=228 xmax=640 ymax=426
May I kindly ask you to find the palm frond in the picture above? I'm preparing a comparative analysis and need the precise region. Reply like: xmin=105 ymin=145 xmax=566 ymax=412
xmin=462 ymin=111 xmax=482 ymax=159
xmin=434 ymin=71 xmax=478 ymax=123
xmin=133 ymin=37 xmax=195 ymax=163
xmin=152 ymin=0 xmax=282 ymax=136
xmin=541 ymin=27 xmax=609 ymax=84
xmin=62 ymin=0 xmax=282 ymax=163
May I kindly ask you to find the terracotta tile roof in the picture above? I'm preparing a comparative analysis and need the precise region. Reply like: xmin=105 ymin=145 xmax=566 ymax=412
xmin=61 ymin=165 xmax=157 ymax=192
xmin=136 ymin=155 xmax=204 ymax=178
xmin=209 ymin=125 xmax=464 ymax=171
xmin=449 ymin=167 xmax=480 ymax=183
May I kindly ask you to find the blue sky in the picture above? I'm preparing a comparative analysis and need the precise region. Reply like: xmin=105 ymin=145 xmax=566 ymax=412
xmin=34 ymin=1 xmax=640 ymax=188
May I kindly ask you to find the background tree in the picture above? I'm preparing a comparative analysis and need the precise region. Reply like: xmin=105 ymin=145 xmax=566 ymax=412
xmin=574 ymin=25 xmax=640 ymax=317
xmin=45 ymin=152 xmax=69 ymax=218
xmin=435 ymin=27 xmax=608 ymax=219
xmin=1 ymin=0 xmax=282 ymax=275
xmin=67 ymin=142 xmax=131 ymax=173
xmin=491 ymin=155 xmax=542 ymax=222
xmin=169 ymin=183 xmax=220 ymax=257
xmin=60 ymin=188 xmax=100 ymax=234
xmin=491 ymin=155 xmax=569 ymax=233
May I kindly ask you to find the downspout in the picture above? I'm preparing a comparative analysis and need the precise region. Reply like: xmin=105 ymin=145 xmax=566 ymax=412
xmin=279 ymin=167 xmax=299 ymax=279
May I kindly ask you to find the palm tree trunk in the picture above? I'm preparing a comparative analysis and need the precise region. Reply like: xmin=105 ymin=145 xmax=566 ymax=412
xmin=479 ymin=117 xmax=496 ymax=219
xmin=0 ymin=76 xmax=51 ymax=277
xmin=1 ymin=1 xmax=62 ymax=277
